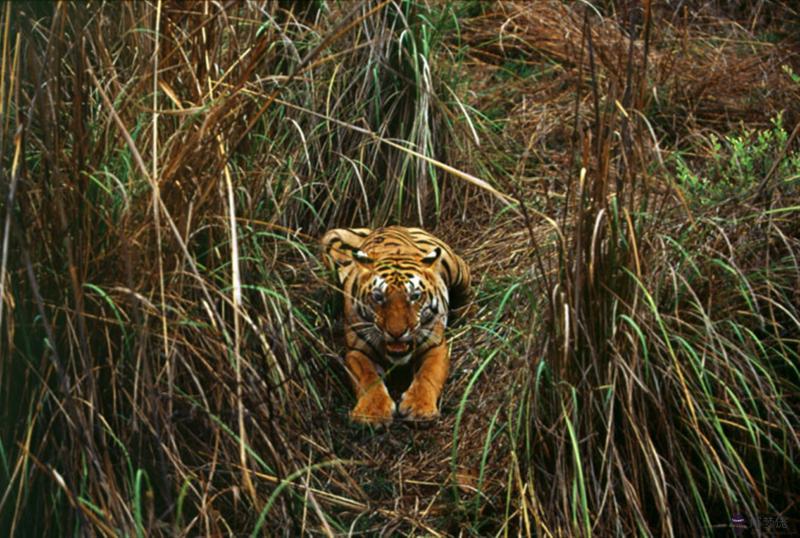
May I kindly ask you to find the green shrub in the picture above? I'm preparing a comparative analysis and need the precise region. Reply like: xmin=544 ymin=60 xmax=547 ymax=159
xmin=675 ymin=114 xmax=800 ymax=205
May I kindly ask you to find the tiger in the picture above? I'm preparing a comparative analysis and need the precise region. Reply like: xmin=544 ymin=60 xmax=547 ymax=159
xmin=321 ymin=226 xmax=472 ymax=425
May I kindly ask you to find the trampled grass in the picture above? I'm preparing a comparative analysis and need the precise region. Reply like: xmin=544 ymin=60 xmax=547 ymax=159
xmin=1 ymin=1 xmax=798 ymax=536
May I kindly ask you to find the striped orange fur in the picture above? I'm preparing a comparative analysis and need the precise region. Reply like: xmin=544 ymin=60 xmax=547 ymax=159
xmin=321 ymin=226 xmax=471 ymax=424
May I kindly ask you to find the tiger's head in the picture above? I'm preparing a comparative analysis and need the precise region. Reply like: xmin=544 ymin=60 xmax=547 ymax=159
xmin=351 ymin=247 xmax=446 ymax=364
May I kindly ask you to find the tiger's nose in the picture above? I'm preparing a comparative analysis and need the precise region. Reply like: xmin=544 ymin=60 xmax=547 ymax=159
xmin=385 ymin=329 xmax=411 ymax=342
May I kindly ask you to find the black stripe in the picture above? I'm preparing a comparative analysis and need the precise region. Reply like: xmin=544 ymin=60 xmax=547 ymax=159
xmin=357 ymin=303 xmax=374 ymax=322
xmin=442 ymin=259 xmax=453 ymax=284
xmin=353 ymin=327 xmax=381 ymax=357
xmin=347 ymin=277 xmax=359 ymax=302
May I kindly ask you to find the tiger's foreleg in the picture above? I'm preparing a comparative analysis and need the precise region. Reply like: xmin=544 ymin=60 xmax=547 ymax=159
xmin=398 ymin=341 xmax=450 ymax=421
xmin=345 ymin=350 xmax=395 ymax=425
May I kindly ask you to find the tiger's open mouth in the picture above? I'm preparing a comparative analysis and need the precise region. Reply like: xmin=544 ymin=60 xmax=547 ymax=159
xmin=385 ymin=341 xmax=411 ymax=357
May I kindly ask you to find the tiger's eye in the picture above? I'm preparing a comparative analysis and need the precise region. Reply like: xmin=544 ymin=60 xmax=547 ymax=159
xmin=409 ymin=289 xmax=421 ymax=302
xmin=371 ymin=289 xmax=385 ymax=303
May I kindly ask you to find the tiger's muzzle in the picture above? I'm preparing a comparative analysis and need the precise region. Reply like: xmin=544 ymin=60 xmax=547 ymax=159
xmin=384 ymin=329 xmax=413 ymax=361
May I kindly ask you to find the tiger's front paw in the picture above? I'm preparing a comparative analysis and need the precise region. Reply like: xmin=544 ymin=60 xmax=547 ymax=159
xmin=350 ymin=386 xmax=395 ymax=426
xmin=398 ymin=384 xmax=439 ymax=422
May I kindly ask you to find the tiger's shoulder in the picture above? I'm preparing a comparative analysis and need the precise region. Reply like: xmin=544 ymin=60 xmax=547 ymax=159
xmin=320 ymin=226 xmax=472 ymax=317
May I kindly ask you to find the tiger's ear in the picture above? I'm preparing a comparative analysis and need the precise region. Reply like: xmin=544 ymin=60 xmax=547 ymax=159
xmin=352 ymin=249 xmax=374 ymax=267
xmin=421 ymin=247 xmax=442 ymax=266
xmin=321 ymin=228 xmax=372 ymax=266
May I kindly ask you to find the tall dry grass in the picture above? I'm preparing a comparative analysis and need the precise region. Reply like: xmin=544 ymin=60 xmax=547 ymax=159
xmin=1 ymin=1 xmax=798 ymax=536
